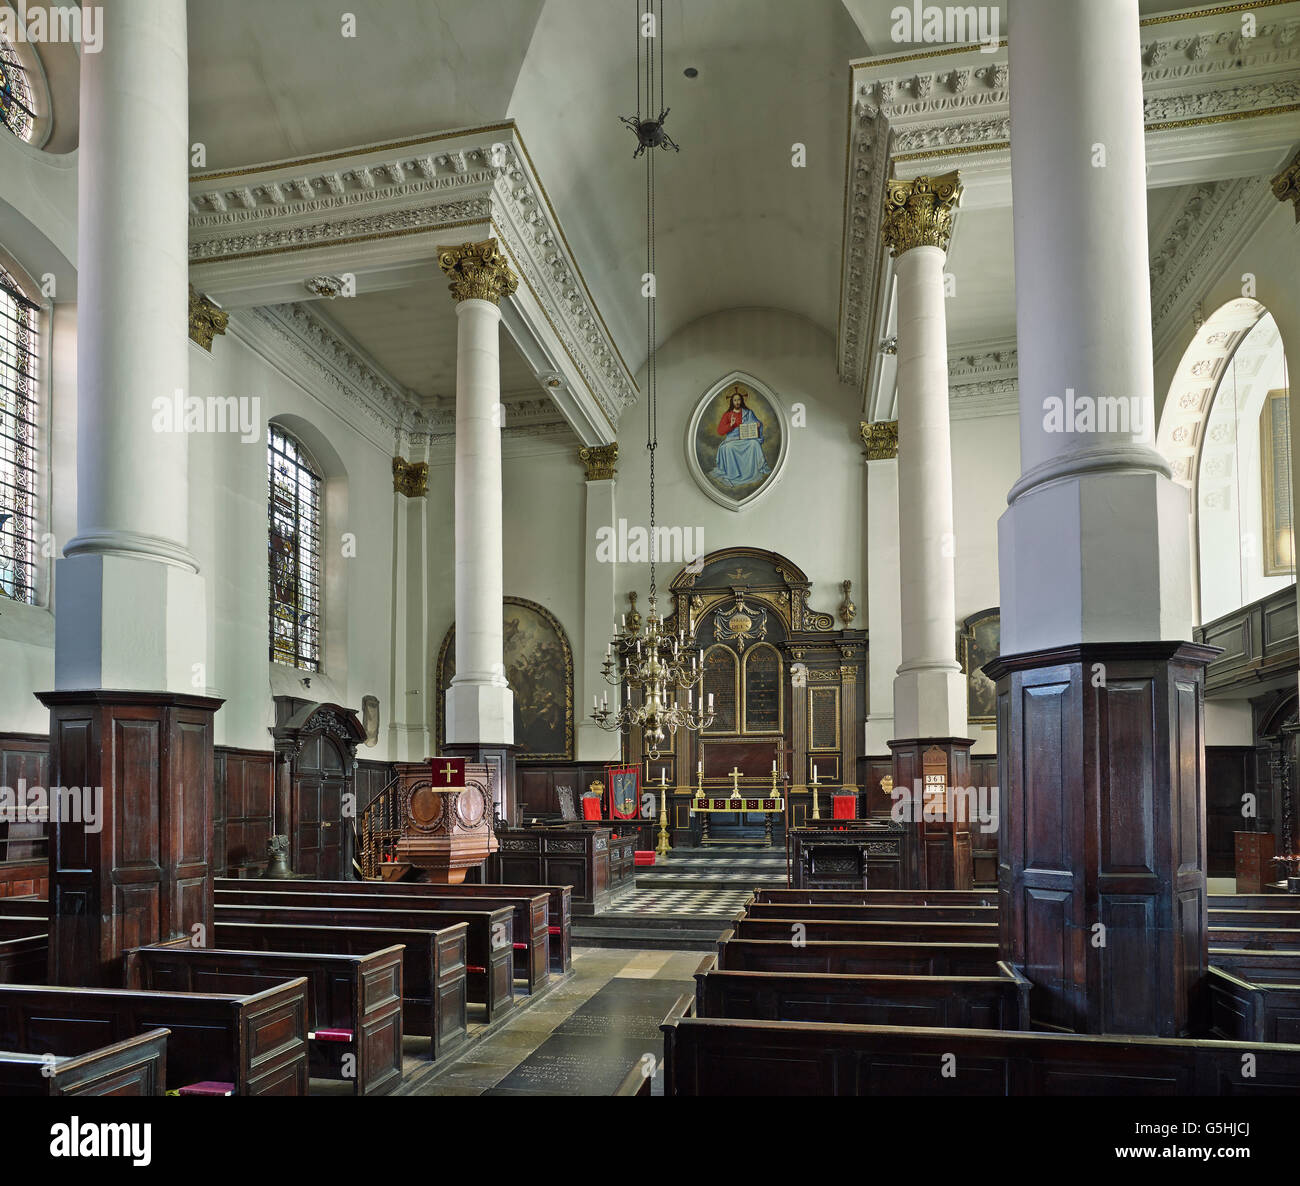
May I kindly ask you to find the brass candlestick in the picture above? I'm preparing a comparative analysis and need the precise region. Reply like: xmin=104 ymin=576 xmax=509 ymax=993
xmin=656 ymin=771 xmax=671 ymax=857
xmin=811 ymin=769 xmax=821 ymax=821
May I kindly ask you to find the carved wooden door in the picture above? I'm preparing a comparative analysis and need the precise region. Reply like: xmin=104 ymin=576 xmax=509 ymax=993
xmin=293 ymin=732 xmax=347 ymax=878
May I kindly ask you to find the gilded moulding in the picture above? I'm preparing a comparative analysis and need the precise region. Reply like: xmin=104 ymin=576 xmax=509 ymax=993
xmin=392 ymin=456 xmax=429 ymax=497
xmin=188 ymin=284 xmax=229 ymax=351
xmin=437 ymin=238 xmax=518 ymax=305
xmin=579 ymin=442 xmax=618 ymax=481
xmin=881 ymin=171 xmax=963 ymax=256
xmin=1273 ymin=147 xmax=1300 ymax=223
xmin=860 ymin=419 xmax=899 ymax=460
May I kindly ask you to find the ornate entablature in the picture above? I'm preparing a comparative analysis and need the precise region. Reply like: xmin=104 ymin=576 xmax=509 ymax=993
xmin=188 ymin=123 xmax=637 ymax=446
xmin=839 ymin=8 xmax=1300 ymax=406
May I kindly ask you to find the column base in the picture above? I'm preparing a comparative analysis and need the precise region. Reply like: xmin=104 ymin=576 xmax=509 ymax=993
xmin=442 ymin=743 xmax=518 ymax=828
xmin=892 ymin=666 xmax=967 ymax=740
xmin=55 ymin=553 xmax=208 ymax=693
xmin=888 ymin=737 xmax=975 ymax=890
xmin=37 ymin=689 xmax=223 ymax=986
xmin=446 ymin=680 xmax=514 ymax=748
xmin=986 ymin=641 xmax=1215 ymax=1037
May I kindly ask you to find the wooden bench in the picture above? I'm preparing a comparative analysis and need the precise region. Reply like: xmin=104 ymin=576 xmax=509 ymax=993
xmin=0 ymin=915 xmax=46 ymax=940
xmin=1210 ymin=909 xmax=1300 ymax=928
xmin=0 ymin=979 xmax=309 ymax=1095
xmin=215 ymin=900 xmax=514 ymax=1021
xmin=751 ymin=889 xmax=997 ymax=907
xmin=219 ymin=884 xmax=550 ymax=994
xmin=0 ymin=1029 xmax=169 ymax=1096
xmin=0 ymin=899 xmax=48 ymax=920
xmin=731 ymin=916 xmax=997 ymax=946
xmin=215 ymin=920 xmax=466 ymax=1061
xmin=716 ymin=931 xmax=1000 ymax=977
xmin=0 ymin=934 xmax=47 ymax=984
xmin=742 ymin=901 xmax=998 ymax=924
xmin=217 ymin=878 xmax=574 ymax=975
xmin=661 ymin=1014 xmax=1300 ymax=1095
xmin=1207 ymin=925 xmax=1300 ymax=951
xmin=1210 ymin=894 xmax=1300 ymax=910
xmin=1210 ymin=948 xmax=1300 ymax=984
xmin=125 ymin=944 xmax=404 ymax=1095
xmin=694 ymin=953 xmax=1030 ymax=1030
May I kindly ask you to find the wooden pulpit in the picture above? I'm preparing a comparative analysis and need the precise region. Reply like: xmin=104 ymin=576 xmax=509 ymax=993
xmin=393 ymin=760 xmax=499 ymax=884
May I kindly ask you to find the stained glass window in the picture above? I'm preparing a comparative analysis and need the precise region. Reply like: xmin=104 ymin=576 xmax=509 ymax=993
xmin=0 ymin=36 xmax=35 ymax=142
xmin=0 ymin=264 xmax=39 ymax=604
xmin=268 ymin=424 xmax=322 ymax=670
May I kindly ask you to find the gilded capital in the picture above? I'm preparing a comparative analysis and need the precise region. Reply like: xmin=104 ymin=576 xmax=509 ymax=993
xmin=579 ymin=442 xmax=618 ymax=481
xmin=860 ymin=420 xmax=898 ymax=460
xmin=1272 ymin=148 xmax=1300 ymax=224
xmin=437 ymin=239 xmax=518 ymax=305
xmin=392 ymin=456 xmax=429 ymax=497
xmin=188 ymin=284 xmax=229 ymax=352
xmin=881 ymin=172 xmax=962 ymax=256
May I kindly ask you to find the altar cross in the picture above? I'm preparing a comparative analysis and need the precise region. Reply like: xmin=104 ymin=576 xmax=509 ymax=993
xmin=729 ymin=766 xmax=743 ymax=798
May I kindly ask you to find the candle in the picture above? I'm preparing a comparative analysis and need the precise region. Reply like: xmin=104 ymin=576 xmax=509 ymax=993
xmin=772 ymin=759 xmax=777 ymax=772
xmin=707 ymin=693 xmax=714 ymax=710
xmin=622 ymin=614 xmax=627 ymax=628
xmin=698 ymin=759 xmax=703 ymax=774
xmin=687 ymin=688 xmax=693 ymax=707
xmin=813 ymin=764 xmax=819 ymax=783
xmin=593 ymin=695 xmax=598 ymax=710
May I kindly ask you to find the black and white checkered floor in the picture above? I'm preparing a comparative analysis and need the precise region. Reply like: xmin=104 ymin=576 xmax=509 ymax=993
xmin=602 ymin=887 xmax=755 ymax=916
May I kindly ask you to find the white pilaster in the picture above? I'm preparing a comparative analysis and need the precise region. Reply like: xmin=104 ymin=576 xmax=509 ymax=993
xmin=999 ymin=0 xmax=1192 ymax=654
xmin=56 ymin=0 xmax=205 ymax=691
xmin=884 ymin=195 xmax=967 ymax=740
xmin=578 ymin=462 xmax=621 ymax=761
xmin=864 ymin=441 xmax=902 ymax=754
xmin=389 ymin=445 xmax=431 ymax=760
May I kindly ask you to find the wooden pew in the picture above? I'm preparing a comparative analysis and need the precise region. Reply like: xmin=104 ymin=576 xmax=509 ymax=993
xmin=731 ymin=916 xmax=997 ymax=946
xmin=0 ymin=915 xmax=46 ymax=940
xmin=215 ymin=900 xmax=515 ymax=1021
xmin=1207 ymin=926 xmax=1300 ymax=951
xmin=1210 ymin=909 xmax=1300 ymax=928
xmin=694 ymin=952 xmax=1030 ymax=1030
xmin=661 ymin=1015 xmax=1300 ymax=1095
xmin=0 ymin=980 xmax=309 ymax=1095
xmin=216 ymin=878 xmax=575 ymax=976
xmin=1210 ymin=894 xmax=1300 ymax=910
xmin=1210 ymin=948 xmax=1300 ymax=984
xmin=716 ymin=931 xmax=1000 ymax=977
xmin=0 ymin=1029 xmax=169 ymax=1096
xmin=751 ymin=889 xmax=997 ymax=907
xmin=0 ymin=934 xmax=47 ymax=984
xmin=125 ymin=944 xmax=404 ymax=1096
xmin=0 ymin=899 xmax=48 ymax=919
xmin=743 ymin=902 xmax=997 ymax=924
xmin=219 ymin=884 xmax=550 ymax=994
xmin=215 ymin=920 xmax=466 ymax=1061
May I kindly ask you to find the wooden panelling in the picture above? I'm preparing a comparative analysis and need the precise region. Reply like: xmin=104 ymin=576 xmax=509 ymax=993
xmin=1196 ymin=585 xmax=1299 ymax=694
xmin=987 ymin=642 xmax=1214 ymax=1038
xmin=214 ymin=749 xmax=274 ymax=876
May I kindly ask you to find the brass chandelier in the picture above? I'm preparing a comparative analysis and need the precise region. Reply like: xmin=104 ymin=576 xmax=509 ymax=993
xmin=590 ymin=0 xmax=711 ymax=761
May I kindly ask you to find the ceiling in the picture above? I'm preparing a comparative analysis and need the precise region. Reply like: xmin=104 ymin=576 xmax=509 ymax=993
xmin=186 ymin=1 xmax=1281 ymax=436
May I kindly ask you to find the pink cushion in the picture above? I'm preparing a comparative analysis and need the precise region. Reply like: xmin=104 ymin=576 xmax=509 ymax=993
xmin=178 ymin=1081 xmax=235 ymax=1096
xmin=310 ymin=1028 xmax=353 ymax=1043
xmin=634 ymin=851 xmax=656 ymax=866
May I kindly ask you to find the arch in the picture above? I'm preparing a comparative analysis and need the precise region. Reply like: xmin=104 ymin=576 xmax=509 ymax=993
xmin=267 ymin=421 xmax=325 ymax=672
xmin=741 ymin=641 xmax=784 ymax=734
xmin=1157 ymin=299 xmax=1294 ymax=623
xmin=434 ymin=596 xmax=575 ymax=761
xmin=700 ymin=643 xmax=740 ymax=735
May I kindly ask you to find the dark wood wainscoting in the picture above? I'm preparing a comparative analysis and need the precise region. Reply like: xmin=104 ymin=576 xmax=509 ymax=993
xmin=213 ymin=748 xmax=274 ymax=877
xmin=0 ymin=734 xmax=50 ymax=894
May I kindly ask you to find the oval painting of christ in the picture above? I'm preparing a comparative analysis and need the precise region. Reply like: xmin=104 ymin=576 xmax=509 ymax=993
xmin=686 ymin=372 xmax=788 ymax=510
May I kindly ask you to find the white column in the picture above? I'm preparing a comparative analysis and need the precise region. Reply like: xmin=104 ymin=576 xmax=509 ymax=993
xmin=440 ymin=242 xmax=516 ymax=746
xmin=389 ymin=444 xmax=431 ymax=760
xmin=57 ymin=0 xmax=205 ymax=691
xmin=862 ymin=425 xmax=902 ymax=754
xmin=883 ymin=177 xmax=967 ymax=740
xmin=1000 ymin=0 xmax=1192 ymax=654
xmin=578 ymin=446 xmax=622 ymax=761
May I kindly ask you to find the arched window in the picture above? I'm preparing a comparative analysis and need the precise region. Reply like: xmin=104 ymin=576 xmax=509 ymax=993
xmin=0 ymin=34 xmax=35 ymax=142
xmin=742 ymin=643 xmax=783 ymax=733
xmin=268 ymin=423 xmax=322 ymax=670
xmin=701 ymin=644 xmax=739 ymax=734
xmin=0 ymin=260 xmax=39 ymax=603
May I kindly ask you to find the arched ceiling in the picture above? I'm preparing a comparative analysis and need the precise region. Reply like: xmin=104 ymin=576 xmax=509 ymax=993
xmin=507 ymin=0 xmax=867 ymax=374
xmin=187 ymin=0 xmax=546 ymax=170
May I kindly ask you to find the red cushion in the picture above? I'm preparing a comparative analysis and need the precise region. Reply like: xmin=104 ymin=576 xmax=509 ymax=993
xmin=582 ymin=797 xmax=603 ymax=820
xmin=634 ymin=851 xmax=656 ymax=866
xmin=548 ymin=926 xmax=562 ymax=935
xmin=178 ymin=1081 xmax=235 ymax=1096
xmin=832 ymin=795 xmax=857 ymax=820
xmin=310 ymin=1028 xmax=353 ymax=1043
xmin=513 ymin=942 xmax=527 ymax=950
xmin=466 ymin=965 xmax=486 ymax=974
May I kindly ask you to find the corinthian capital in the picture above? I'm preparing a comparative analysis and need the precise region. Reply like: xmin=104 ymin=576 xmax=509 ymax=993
xmin=881 ymin=172 xmax=963 ymax=256
xmin=1273 ymin=148 xmax=1300 ymax=224
xmin=437 ymin=239 xmax=519 ymax=304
